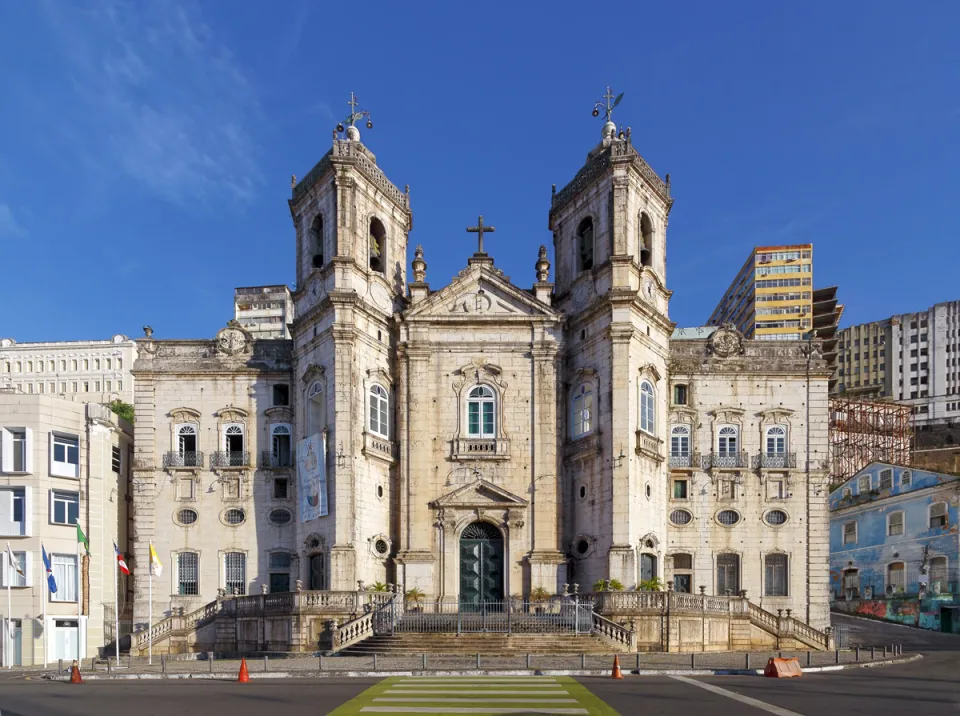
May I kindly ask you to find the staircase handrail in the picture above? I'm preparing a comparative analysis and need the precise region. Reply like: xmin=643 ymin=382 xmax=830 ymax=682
xmin=591 ymin=612 xmax=637 ymax=650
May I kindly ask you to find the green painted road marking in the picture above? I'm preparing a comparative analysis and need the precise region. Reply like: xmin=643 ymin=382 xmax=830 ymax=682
xmin=327 ymin=676 xmax=619 ymax=716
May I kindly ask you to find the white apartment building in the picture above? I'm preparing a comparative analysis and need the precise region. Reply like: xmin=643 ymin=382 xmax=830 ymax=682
xmin=836 ymin=299 xmax=960 ymax=427
xmin=0 ymin=335 xmax=137 ymax=406
xmin=234 ymin=286 xmax=294 ymax=339
xmin=0 ymin=391 xmax=132 ymax=666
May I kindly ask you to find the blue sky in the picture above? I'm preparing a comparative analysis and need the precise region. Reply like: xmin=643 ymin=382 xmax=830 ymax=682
xmin=1 ymin=1 xmax=958 ymax=342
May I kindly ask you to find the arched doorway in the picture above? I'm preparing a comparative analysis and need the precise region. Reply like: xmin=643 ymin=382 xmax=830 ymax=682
xmin=459 ymin=522 xmax=504 ymax=603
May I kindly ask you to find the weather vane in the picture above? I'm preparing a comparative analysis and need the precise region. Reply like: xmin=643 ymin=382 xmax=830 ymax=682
xmin=336 ymin=91 xmax=374 ymax=136
xmin=592 ymin=86 xmax=623 ymax=123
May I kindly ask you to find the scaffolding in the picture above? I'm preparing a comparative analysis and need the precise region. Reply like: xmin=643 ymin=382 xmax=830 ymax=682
xmin=829 ymin=398 xmax=913 ymax=485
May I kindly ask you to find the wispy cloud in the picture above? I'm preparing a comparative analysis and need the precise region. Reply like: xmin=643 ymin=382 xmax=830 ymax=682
xmin=0 ymin=204 xmax=27 ymax=238
xmin=38 ymin=0 xmax=260 ymax=207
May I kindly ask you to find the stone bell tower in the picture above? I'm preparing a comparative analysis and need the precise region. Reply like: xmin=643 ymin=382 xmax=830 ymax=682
xmin=549 ymin=87 xmax=675 ymax=590
xmin=288 ymin=93 xmax=413 ymax=590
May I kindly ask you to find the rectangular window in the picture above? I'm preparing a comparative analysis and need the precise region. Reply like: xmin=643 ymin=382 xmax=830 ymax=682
xmin=887 ymin=562 xmax=905 ymax=594
xmin=94 ymin=359 xmax=100 ymax=370
xmin=105 ymin=380 xmax=112 ymax=391
xmin=719 ymin=480 xmax=736 ymax=500
xmin=51 ymin=554 xmax=78 ymax=602
xmin=888 ymin=512 xmax=904 ymax=536
xmin=117 ymin=380 xmax=123 ymax=391
xmin=3 ymin=429 xmax=29 ymax=473
xmin=857 ymin=475 xmax=871 ymax=494
xmin=51 ymin=490 xmax=79 ymax=525
xmin=843 ymin=521 xmax=857 ymax=545
xmin=672 ymin=479 xmax=688 ymax=499
xmin=112 ymin=446 xmax=121 ymax=474
xmin=178 ymin=552 xmax=199 ymax=595
xmin=105 ymin=358 xmax=112 ymax=370
xmin=764 ymin=554 xmax=788 ymax=597
xmin=177 ymin=477 xmax=195 ymax=501
xmin=272 ymin=384 xmax=290 ymax=406
xmin=879 ymin=469 xmax=893 ymax=490
xmin=0 ymin=488 xmax=27 ymax=536
xmin=930 ymin=502 xmax=948 ymax=529
xmin=224 ymin=552 xmax=246 ymax=595
xmin=51 ymin=434 xmax=80 ymax=478
xmin=767 ymin=479 xmax=786 ymax=500
xmin=672 ymin=384 xmax=687 ymax=405
xmin=117 ymin=359 xmax=123 ymax=370
xmin=273 ymin=478 xmax=288 ymax=500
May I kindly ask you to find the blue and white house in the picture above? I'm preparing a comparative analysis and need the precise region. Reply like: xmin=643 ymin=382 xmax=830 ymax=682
xmin=829 ymin=462 xmax=960 ymax=632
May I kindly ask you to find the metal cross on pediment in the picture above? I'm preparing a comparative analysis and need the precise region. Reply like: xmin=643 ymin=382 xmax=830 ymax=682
xmin=593 ymin=86 xmax=624 ymax=123
xmin=466 ymin=216 xmax=496 ymax=255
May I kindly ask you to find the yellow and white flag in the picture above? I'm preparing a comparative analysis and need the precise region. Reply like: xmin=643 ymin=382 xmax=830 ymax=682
xmin=149 ymin=542 xmax=163 ymax=577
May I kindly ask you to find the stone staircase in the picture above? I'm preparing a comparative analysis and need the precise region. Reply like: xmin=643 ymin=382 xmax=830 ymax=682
xmin=339 ymin=633 xmax=616 ymax=656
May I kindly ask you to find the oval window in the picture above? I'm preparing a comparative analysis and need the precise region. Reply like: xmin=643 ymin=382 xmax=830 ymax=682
xmin=765 ymin=510 xmax=788 ymax=526
xmin=670 ymin=509 xmax=692 ymax=526
xmin=177 ymin=509 xmax=198 ymax=525
xmin=717 ymin=510 xmax=741 ymax=526
xmin=269 ymin=508 xmax=292 ymax=525
xmin=579 ymin=485 xmax=587 ymax=500
xmin=576 ymin=539 xmax=590 ymax=555
xmin=225 ymin=508 xmax=246 ymax=525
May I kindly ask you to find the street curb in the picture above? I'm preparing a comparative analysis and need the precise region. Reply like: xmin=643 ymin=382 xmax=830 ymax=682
xmin=43 ymin=655 xmax=921 ymax=681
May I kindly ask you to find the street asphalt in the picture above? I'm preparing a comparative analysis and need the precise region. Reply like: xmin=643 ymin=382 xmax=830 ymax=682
xmin=0 ymin=614 xmax=954 ymax=715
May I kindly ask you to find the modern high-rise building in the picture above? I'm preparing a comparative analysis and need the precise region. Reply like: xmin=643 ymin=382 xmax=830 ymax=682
xmin=835 ymin=299 xmax=960 ymax=427
xmin=707 ymin=244 xmax=814 ymax=340
xmin=234 ymin=285 xmax=294 ymax=339
xmin=813 ymin=286 xmax=844 ymax=393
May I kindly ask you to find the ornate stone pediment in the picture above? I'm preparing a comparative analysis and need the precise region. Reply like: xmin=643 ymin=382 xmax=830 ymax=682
xmin=757 ymin=408 xmax=795 ymax=421
xmin=168 ymin=407 xmax=201 ymax=422
xmin=453 ymin=358 xmax=508 ymax=392
xmin=430 ymin=479 xmax=528 ymax=510
xmin=216 ymin=405 xmax=249 ymax=422
xmin=264 ymin=406 xmax=293 ymax=422
xmin=707 ymin=324 xmax=744 ymax=358
xmin=300 ymin=363 xmax=326 ymax=385
xmin=214 ymin=320 xmax=253 ymax=356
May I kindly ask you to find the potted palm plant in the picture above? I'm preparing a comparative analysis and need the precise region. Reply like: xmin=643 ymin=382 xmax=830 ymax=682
xmin=404 ymin=587 xmax=425 ymax=612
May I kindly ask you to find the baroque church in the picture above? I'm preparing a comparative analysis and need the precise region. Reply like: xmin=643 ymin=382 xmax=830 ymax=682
xmin=130 ymin=93 xmax=832 ymax=633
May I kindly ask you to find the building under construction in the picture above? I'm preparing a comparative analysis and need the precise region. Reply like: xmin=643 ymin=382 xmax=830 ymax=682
xmin=830 ymin=397 xmax=913 ymax=485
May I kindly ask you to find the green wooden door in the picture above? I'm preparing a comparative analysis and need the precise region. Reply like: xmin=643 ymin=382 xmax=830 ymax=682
xmin=459 ymin=522 xmax=504 ymax=604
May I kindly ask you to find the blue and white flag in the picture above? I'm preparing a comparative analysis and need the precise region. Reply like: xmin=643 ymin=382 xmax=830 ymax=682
xmin=41 ymin=544 xmax=57 ymax=594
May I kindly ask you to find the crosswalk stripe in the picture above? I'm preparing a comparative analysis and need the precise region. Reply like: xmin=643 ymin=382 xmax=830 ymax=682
xmin=385 ymin=689 xmax=566 ymax=694
xmin=360 ymin=708 xmax=589 ymax=714
xmin=374 ymin=697 xmax=578 ymax=703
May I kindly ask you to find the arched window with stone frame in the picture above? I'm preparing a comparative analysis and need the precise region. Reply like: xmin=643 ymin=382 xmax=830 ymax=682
xmin=175 ymin=424 xmax=199 ymax=467
xmin=309 ymin=214 xmax=324 ymax=269
xmin=467 ymin=385 xmax=497 ymax=438
xmin=222 ymin=424 xmax=246 ymax=466
xmin=369 ymin=217 xmax=386 ymax=273
xmin=639 ymin=380 xmax=656 ymax=435
xmin=368 ymin=384 xmax=390 ymax=438
xmin=270 ymin=424 xmax=292 ymax=468
xmin=669 ymin=424 xmax=691 ymax=467
xmin=576 ymin=216 xmax=594 ymax=273
xmin=571 ymin=383 xmax=593 ymax=439
xmin=307 ymin=380 xmax=325 ymax=436
xmin=717 ymin=425 xmax=739 ymax=456
xmin=639 ymin=212 xmax=654 ymax=268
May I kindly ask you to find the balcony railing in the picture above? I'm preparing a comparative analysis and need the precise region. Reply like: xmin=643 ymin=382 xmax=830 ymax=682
xmin=211 ymin=451 xmax=250 ymax=468
xmin=635 ymin=432 xmax=664 ymax=462
xmin=162 ymin=451 xmax=204 ymax=468
xmin=453 ymin=437 xmax=509 ymax=459
xmin=701 ymin=452 xmax=748 ymax=469
xmin=260 ymin=451 xmax=294 ymax=468
xmin=668 ymin=453 xmax=699 ymax=469
xmin=752 ymin=452 xmax=797 ymax=469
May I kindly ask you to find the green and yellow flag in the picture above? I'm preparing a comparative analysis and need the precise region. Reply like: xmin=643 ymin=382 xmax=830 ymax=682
xmin=77 ymin=523 xmax=90 ymax=555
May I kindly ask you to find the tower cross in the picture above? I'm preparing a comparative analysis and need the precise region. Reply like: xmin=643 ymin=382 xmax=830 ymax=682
xmin=466 ymin=215 xmax=496 ymax=255
xmin=347 ymin=92 xmax=360 ymax=125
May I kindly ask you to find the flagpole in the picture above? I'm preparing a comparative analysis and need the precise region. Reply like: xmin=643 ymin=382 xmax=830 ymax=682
xmin=6 ymin=549 xmax=12 ymax=670
xmin=42 ymin=548 xmax=47 ymax=668
xmin=76 ymin=538 xmax=82 ymax=662
xmin=114 ymin=549 xmax=119 ymax=667
xmin=148 ymin=544 xmax=153 ymax=666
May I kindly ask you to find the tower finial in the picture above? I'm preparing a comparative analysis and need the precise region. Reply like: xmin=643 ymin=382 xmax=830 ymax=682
xmin=592 ymin=86 xmax=623 ymax=139
xmin=335 ymin=91 xmax=374 ymax=141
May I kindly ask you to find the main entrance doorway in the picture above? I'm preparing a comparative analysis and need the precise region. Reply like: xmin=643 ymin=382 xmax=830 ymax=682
xmin=459 ymin=522 xmax=504 ymax=603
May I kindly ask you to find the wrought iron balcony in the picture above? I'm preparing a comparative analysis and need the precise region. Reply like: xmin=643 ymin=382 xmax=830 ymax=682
xmin=701 ymin=452 xmax=748 ymax=469
xmin=668 ymin=453 xmax=699 ymax=469
xmin=211 ymin=451 xmax=250 ymax=468
xmin=752 ymin=452 xmax=797 ymax=469
xmin=260 ymin=451 xmax=294 ymax=469
xmin=162 ymin=451 xmax=204 ymax=468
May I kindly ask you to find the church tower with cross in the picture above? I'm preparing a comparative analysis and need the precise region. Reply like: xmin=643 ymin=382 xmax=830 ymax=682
xmin=288 ymin=93 xmax=413 ymax=590
xmin=549 ymin=87 xmax=674 ymax=589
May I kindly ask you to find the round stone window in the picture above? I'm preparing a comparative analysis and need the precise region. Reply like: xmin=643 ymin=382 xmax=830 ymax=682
xmin=669 ymin=509 xmax=692 ymax=526
xmin=269 ymin=508 xmax=292 ymax=525
xmin=375 ymin=539 xmax=389 ymax=556
xmin=177 ymin=509 xmax=198 ymax=526
xmin=765 ymin=509 xmax=788 ymax=526
xmin=717 ymin=509 xmax=741 ymax=526
xmin=224 ymin=508 xmax=246 ymax=525
xmin=576 ymin=539 xmax=590 ymax=555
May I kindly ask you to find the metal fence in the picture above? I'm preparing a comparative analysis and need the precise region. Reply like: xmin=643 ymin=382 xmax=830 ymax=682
xmin=376 ymin=599 xmax=594 ymax=635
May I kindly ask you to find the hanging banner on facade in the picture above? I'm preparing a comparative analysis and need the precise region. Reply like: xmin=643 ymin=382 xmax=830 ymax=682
xmin=297 ymin=433 xmax=328 ymax=520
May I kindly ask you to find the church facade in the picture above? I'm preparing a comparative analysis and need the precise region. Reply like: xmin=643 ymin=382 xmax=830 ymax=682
xmin=130 ymin=107 xmax=832 ymax=632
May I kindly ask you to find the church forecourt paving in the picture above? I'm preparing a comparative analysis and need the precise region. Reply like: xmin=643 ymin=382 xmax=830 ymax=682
xmin=327 ymin=676 xmax=618 ymax=715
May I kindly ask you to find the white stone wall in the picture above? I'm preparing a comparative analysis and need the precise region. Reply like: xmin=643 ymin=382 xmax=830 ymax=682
xmin=0 ymin=393 xmax=131 ymax=665
xmin=666 ymin=336 xmax=832 ymax=628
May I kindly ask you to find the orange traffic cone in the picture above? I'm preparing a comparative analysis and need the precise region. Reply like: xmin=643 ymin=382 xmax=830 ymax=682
xmin=70 ymin=659 xmax=83 ymax=684
xmin=610 ymin=654 xmax=623 ymax=679
xmin=237 ymin=657 xmax=250 ymax=683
